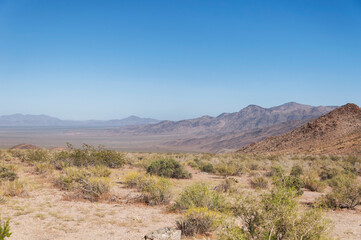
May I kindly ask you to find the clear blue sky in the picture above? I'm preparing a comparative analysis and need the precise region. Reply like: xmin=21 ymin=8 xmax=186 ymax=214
xmin=0 ymin=0 xmax=360 ymax=120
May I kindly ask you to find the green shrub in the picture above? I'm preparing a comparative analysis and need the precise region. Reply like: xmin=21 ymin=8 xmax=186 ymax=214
xmin=290 ymin=164 xmax=303 ymax=177
xmin=140 ymin=176 xmax=173 ymax=205
xmin=218 ymin=221 xmax=246 ymax=240
xmin=123 ymin=171 xmax=144 ymax=188
xmin=0 ymin=166 xmax=17 ymax=182
xmin=22 ymin=149 xmax=50 ymax=162
xmin=200 ymin=162 xmax=214 ymax=173
xmin=319 ymin=174 xmax=361 ymax=209
xmin=147 ymin=159 xmax=191 ymax=179
xmin=215 ymin=163 xmax=238 ymax=177
xmin=267 ymin=165 xmax=285 ymax=178
xmin=231 ymin=185 xmax=331 ymax=240
xmin=173 ymin=183 xmax=225 ymax=211
xmin=0 ymin=216 xmax=11 ymax=240
xmin=176 ymin=207 xmax=221 ymax=236
xmin=249 ymin=176 xmax=268 ymax=189
xmin=281 ymin=176 xmax=304 ymax=196
xmin=53 ymin=144 xmax=124 ymax=169
xmin=123 ymin=172 xmax=172 ymax=205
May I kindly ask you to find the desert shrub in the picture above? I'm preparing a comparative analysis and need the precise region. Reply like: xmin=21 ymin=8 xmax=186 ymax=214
xmin=176 ymin=207 xmax=221 ymax=236
xmin=200 ymin=162 xmax=215 ymax=173
xmin=122 ymin=172 xmax=172 ymax=205
xmin=249 ymin=176 xmax=268 ymax=189
xmin=319 ymin=166 xmax=342 ymax=181
xmin=147 ymin=159 xmax=191 ymax=179
xmin=79 ymin=177 xmax=112 ymax=202
xmin=215 ymin=163 xmax=239 ymax=177
xmin=0 ymin=165 xmax=17 ymax=182
xmin=281 ymin=176 xmax=304 ymax=196
xmin=267 ymin=165 xmax=285 ymax=178
xmin=33 ymin=162 xmax=54 ymax=175
xmin=302 ymin=172 xmax=326 ymax=192
xmin=330 ymin=155 xmax=340 ymax=161
xmin=55 ymin=166 xmax=112 ymax=201
xmin=140 ymin=176 xmax=173 ymax=205
xmin=0 ymin=216 xmax=11 ymax=240
xmin=214 ymin=178 xmax=238 ymax=193
xmin=230 ymin=185 xmax=331 ymax=240
xmin=290 ymin=164 xmax=303 ymax=177
xmin=123 ymin=171 xmax=144 ymax=188
xmin=22 ymin=149 xmax=50 ymax=162
xmin=218 ymin=221 xmax=246 ymax=240
xmin=173 ymin=183 xmax=225 ymax=211
xmin=53 ymin=144 xmax=124 ymax=169
xmin=1 ymin=180 xmax=28 ymax=197
xmin=318 ymin=174 xmax=361 ymax=209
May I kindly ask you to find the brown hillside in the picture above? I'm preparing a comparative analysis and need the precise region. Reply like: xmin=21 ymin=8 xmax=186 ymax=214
xmin=11 ymin=143 xmax=39 ymax=150
xmin=239 ymin=103 xmax=361 ymax=155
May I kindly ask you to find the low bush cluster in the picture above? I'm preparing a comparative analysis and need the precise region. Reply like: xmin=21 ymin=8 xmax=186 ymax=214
xmin=0 ymin=165 xmax=17 ymax=182
xmin=173 ymin=183 xmax=226 ymax=212
xmin=249 ymin=176 xmax=268 ymax=189
xmin=147 ymin=159 xmax=191 ymax=179
xmin=224 ymin=185 xmax=331 ymax=240
xmin=318 ymin=174 xmax=361 ymax=209
xmin=123 ymin=171 xmax=172 ymax=205
xmin=56 ymin=166 xmax=112 ymax=202
xmin=176 ymin=207 xmax=221 ymax=236
xmin=53 ymin=144 xmax=124 ymax=169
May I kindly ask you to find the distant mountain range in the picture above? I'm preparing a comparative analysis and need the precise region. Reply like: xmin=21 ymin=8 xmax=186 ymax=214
xmin=134 ymin=102 xmax=336 ymax=135
xmin=239 ymin=103 xmax=361 ymax=155
xmin=0 ymin=102 xmax=342 ymax=153
xmin=0 ymin=114 xmax=160 ymax=127
xmin=150 ymin=102 xmax=337 ymax=152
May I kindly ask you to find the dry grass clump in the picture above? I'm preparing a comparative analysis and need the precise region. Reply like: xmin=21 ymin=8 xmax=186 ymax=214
xmin=176 ymin=207 xmax=221 ymax=237
xmin=122 ymin=171 xmax=173 ymax=205
xmin=56 ymin=166 xmax=112 ymax=202
xmin=0 ymin=180 xmax=28 ymax=197
xmin=302 ymin=171 xmax=326 ymax=192
xmin=249 ymin=176 xmax=268 ymax=189
xmin=172 ymin=183 xmax=226 ymax=212
xmin=214 ymin=178 xmax=238 ymax=193
xmin=32 ymin=162 xmax=54 ymax=175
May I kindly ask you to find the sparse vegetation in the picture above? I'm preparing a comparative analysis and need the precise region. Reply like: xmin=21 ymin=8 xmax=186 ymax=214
xmin=0 ymin=216 xmax=11 ymax=240
xmin=176 ymin=207 xmax=221 ymax=236
xmin=0 ymin=165 xmax=17 ymax=182
xmin=53 ymin=143 xmax=124 ymax=169
xmin=318 ymin=174 xmax=361 ymax=209
xmin=173 ymin=183 xmax=226 ymax=212
xmin=249 ymin=176 xmax=268 ymax=189
xmin=146 ymin=159 xmax=191 ymax=179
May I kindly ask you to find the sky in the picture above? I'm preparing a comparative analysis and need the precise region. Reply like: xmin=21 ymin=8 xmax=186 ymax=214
xmin=0 ymin=0 xmax=360 ymax=120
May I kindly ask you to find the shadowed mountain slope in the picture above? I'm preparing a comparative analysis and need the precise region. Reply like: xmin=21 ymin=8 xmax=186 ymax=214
xmin=239 ymin=103 xmax=361 ymax=155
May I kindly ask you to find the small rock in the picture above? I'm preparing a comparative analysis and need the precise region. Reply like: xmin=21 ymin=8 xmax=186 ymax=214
xmin=144 ymin=227 xmax=181 ymax=240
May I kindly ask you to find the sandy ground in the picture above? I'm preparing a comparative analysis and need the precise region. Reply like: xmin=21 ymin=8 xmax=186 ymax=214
xmin=0 ymin=163 xmax=360 ymax=239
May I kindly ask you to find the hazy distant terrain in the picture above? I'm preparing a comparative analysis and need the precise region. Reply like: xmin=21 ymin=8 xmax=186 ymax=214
xmin=0 ymin=102 xmax=337 ymax=152
xmin=0 ymin=114 xmax=160 ymax=127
